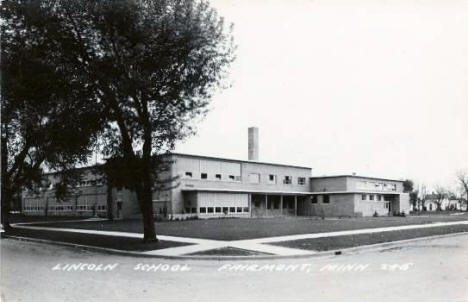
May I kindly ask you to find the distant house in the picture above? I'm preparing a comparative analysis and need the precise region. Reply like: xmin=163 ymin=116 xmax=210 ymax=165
xmin=422 ymin=194 xmax=463 ymax=211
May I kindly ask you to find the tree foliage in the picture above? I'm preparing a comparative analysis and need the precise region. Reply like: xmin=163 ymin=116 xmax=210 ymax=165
xmin=1 ymin=1 xmax=105 ymax=228
xmin=402 ymin=179 xmax=414 ymax=193
xmin=456 ymin=171 xmax=468 ymax=212
xmin=3 ymin=0 xmax=235 ymax=241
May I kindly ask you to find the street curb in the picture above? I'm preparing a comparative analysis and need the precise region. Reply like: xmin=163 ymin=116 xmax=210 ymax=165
xmin=3 ymin=231 xmax=468 ymax=261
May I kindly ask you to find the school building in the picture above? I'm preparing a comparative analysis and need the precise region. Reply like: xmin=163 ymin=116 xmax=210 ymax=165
xmin=21 ymin=127 xmax=410 ymax=219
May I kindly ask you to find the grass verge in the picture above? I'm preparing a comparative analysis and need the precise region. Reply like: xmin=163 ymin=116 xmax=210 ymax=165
xmin=4 ymin=227 xmax=191 ymax=252
xmin=266 ymin=224 xmax=468 ymax=251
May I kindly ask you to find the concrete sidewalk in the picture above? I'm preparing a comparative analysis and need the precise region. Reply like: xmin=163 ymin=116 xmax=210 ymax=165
xmin=11 ymin=220 xmax=468 ymax=257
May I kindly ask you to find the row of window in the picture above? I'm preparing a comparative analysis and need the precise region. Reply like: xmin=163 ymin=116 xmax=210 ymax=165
xmin=310 ymin=194 xmax=388 ymax=204
xmin=184 ymin=171 xmax=307 ymax=186
xmin=185 ymin=172 xmax=241 ymax=181
xmin=77 ymin=179 xmax=105 ymax=187
xmin=33 ymin=178 xmax=105 ymax=192
xmin=361 ymin=194 xmax=385 ymax=201
xmin=357 ymin=181 xmax=397 ymax=192
xmin=199 ymin=206 xmax=250 ymax=214
xmin=310 ymin=195 xmax=330 ymax=204
xmin=23 ymin=205 xmax=107 ymax=212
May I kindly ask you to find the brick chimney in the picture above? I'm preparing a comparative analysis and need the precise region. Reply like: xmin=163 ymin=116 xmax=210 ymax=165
xmin=248 ymin=127 xmax=259 ymax=161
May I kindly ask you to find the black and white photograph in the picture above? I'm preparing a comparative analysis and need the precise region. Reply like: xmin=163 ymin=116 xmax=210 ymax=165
xmin=1 ymin=0 xmax=468 ymax=301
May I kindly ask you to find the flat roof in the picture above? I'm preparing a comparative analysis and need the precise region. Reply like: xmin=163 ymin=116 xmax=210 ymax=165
xmin=170 ymin=152 xmax=312 ymax=170
xmin=309 ymin=175 xmax=404 ymax=182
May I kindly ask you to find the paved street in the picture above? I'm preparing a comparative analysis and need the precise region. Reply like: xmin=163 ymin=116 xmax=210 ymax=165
xmin=2 ymin=234 xmax=468 ymax=302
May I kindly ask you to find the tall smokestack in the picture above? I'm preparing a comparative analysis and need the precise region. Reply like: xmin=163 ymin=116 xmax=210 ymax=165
xmin=248 ymin=127 xmax=259 ymax=161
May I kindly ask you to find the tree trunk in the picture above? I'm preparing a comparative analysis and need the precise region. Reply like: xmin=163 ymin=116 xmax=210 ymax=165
xmin=75 ymin=196 xmax=79 ymax=216
xmin=44 ymin=197 xmax=49 ymax=217
xmin=136 ymin=180 xmax=157 ymax=243
xmin=1 ymin=132 xmax=11 ymax=230
xmin=106 ymin=182 xmax=114 ymax=221
xmin=1 ymin=189 xmax=12 ymax=231
xmin=465 ymin=188 xmax=468 ymax=212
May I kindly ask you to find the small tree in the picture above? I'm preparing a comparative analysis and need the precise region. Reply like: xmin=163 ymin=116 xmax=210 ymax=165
xmin=409 ymin=189 xmax=419 ymax=211
xmin=433 ymin=186 xmax=447 ymax=211
xmin=456 ymin=171 xmax=468 ymax=212
xmin=403 ymin=179 xmax=418 ymax=211
xmin=403 ymin=179 xmax=414 ymax=193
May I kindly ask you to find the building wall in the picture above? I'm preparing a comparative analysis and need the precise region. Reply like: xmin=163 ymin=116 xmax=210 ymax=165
xmin=399 ymin=193 xmax=411 ymax=214
xmin=298 ymin=194 xmax=356 ymax=217
xmin=170 ymin=154 xmax=312 ymax=215
xmin=22 ymin=168 xmax=141 ymax=219
xmin=354 ymin=194 xmax=388 ymax=217
xmin=21 ymin=156 xmax=409 ymax=220
xmin=114 ymin=189 xmax=140 ymax=219
xmin=310 ymin=177 xmax=347 ymax=192
xmin=196 ymin=192 xmax=250 ymax=218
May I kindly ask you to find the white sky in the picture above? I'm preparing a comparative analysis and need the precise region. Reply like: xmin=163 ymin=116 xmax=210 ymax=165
xmin=174 ymin=0 xmax=468 ymax=191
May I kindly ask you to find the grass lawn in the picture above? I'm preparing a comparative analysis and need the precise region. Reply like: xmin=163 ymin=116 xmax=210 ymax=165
xmin=267 ymin=224 xmax=468 ymax=251
xmin=24 ymin=213 xmax=468 ymax=241
xmin=4 ymin=228 xmax=191 ymax=252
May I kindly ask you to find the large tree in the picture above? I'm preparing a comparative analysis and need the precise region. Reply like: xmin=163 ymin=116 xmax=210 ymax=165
xmin=17 ymin=0 xmax=235 ymax=242
xmin=1 ymin=1 xmax=104 ymax=229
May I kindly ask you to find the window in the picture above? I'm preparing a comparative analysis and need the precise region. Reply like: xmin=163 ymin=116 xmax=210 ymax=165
xmin=207 ymin=207 xmax=214 ymax=213
xmin=254 ymin=201 xmax=260 ymax=208
xmin=185 ymin=172 xmax=193 ymax=178
xmin=377 ymin=195 xmax=382 ymax=201
xmin=283 ymin=176 xmax=292 ymax=184
xmin=215 ymin=174 xmax=222 ymax=180
xmin=323 ymin=195 xmax=330 ymax=203
xmin=248 ymin=173 xmax=260 ymax=184
xmin=311 ymin=196 xmax=318 ymax=204
xmin=222 ymin=207 xmax=228 ymax=214
xmin=191 ymin=207 xmax=196 ymax=213
xmin=369 ymin=194 xmax=374 ymax=201
xmin=362 ymin=194 xmax=367 ymax=200
xmin=268 ymin=174 xmax=276 ymax=184
xmin=243 ymin=207 xmax=249 ymax=212
xmin=215 ymin=207 xmax=221 ymax=213
xmin=298 ymin=177 xmax=306 ymax=185
xmin=201 ymin=173 xmax=208 ymax=179
xmin=229 ymin=207 xmax=235 ymax=213
xmin=228 ymin=175 xmax=235 ymax=180
xmin=236 ymin=207 xmax=242 ymax=213
xmin=200 ymin=207 xmax=207 ymax=213
xmin=185 ymin=207 xmax=191 ymax=213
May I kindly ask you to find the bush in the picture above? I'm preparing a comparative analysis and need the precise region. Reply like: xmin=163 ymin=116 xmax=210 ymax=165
xmin=373 ymin=211 xmax=379 ymax=217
